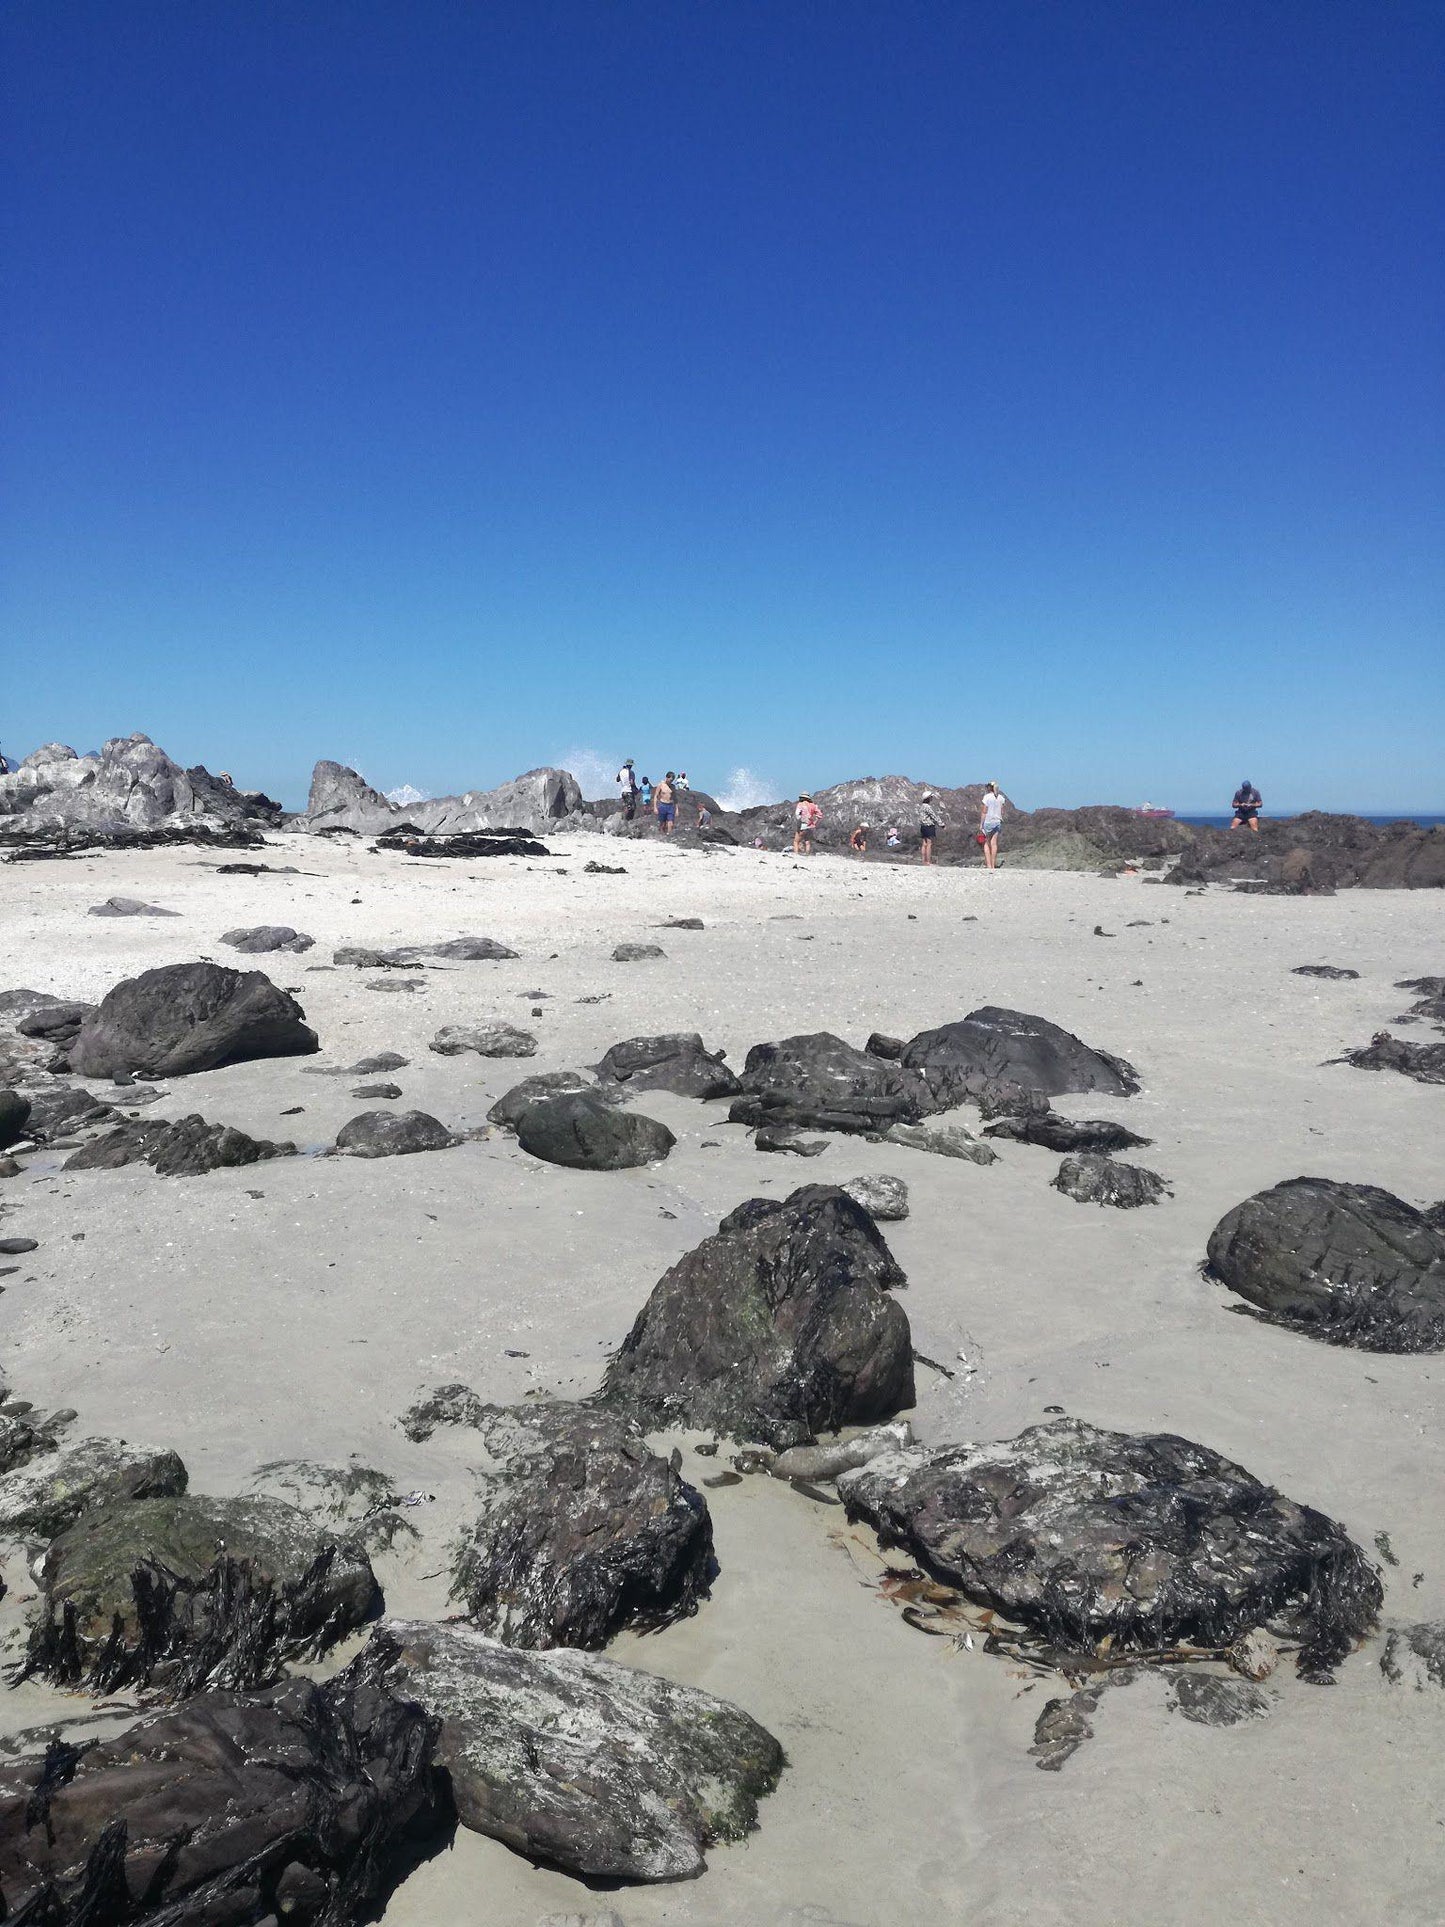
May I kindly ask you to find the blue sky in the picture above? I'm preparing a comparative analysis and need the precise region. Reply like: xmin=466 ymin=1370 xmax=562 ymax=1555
xmin=3 ymin=2 xmax=1441 ymax=811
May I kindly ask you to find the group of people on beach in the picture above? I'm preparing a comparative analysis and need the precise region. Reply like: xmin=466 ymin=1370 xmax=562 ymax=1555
xmin=817 ymin=783 xmax=1006 ymax=866
xmin=614 ymin=761 xmax=709 ymax=835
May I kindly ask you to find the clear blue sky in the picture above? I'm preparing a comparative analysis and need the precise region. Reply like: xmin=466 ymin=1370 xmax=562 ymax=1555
xmin=3 ymin=2 xmax=1441 ymax=811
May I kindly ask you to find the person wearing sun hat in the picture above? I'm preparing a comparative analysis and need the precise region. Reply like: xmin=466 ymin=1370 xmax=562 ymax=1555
xmin=918 ymin=790 xmax=940 ymax=865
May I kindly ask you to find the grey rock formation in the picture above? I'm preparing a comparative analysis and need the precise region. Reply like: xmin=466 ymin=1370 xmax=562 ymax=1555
xmin=360 ymin=1618 xmax=784 ymax=1881
xmin=841 ymin=1173 xmax=910 ymax=1220
xmin=25 ymin=1493 xmax=380 ymax=1694
xmin=0 ymin=1438 xmax=188 ymax=1540
xmin=600 ymin=1184 xmax=912 ymax=1447
xmin=1206 ymin=1177 xmax=1445 ymax=1351
xmin=65 ymin=1114 xmax=295 ymax=1178
xmin=511 ymin=1092 xmax=675 ymax=1170
xmin=301 ymin=758 xmax=585 ymax=836
xmin=486 ymin=1070 xmax=622 ymax=1130
xmin=0 ymin=1671 xmax=437 ymax=1924
xmin=983 ymin=1111 xmax=1151 ymax=1153
xmin=839 ymin=1418 xmax=1381 ymax=1679
xmin=0 ymin=732 xmax=283 ymax=837
xmin=1052 ymin=1154 xmax=1170 ymax=1207
xmin=68 ymin=961 xmax=319 ymax=1078
xmin=882 ymin=1120 xmax=998 ymax=1164
xmin=596 ymin=1032 xmax=740 ymax=1098
xmin=87 ymin=896 xmax=179 ymax=917
xmin=612 ymin=942 xmax=665 ymax=962
xmin=430 ymin=1020 xmax=538 ymax=1058
xmin=336 ymin=936 xmax=518 ymax=966
xmin=434 ymin=1400 xmax=713 ymax=1648
xmin=222 ymin=924 xmax=315 ymax=953
xmin=901 ymin=1007 xmax=1140 ymax=1105
xmin=336 ymin=1110 xmax=457 ymax=1158
xmin=730 ymin=1032 xmax=937 ymax=1135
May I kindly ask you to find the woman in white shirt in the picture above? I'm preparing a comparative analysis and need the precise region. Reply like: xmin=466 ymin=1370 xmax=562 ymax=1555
xmin=980 ymin=783 xmax=1004 ymax=870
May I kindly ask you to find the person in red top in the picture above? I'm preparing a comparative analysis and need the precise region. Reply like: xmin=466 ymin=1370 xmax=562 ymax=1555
xmin=794 ymin=794 xmax=822 ymax=855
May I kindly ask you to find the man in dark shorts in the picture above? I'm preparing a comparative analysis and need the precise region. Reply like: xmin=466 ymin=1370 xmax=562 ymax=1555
xmin=918 ymin=793 xmax=939 ymax=865
xmin=1230 ymin=780 xmax=1262 ymax=831
xmin=655 ymin=772 xmax=678 ymax=834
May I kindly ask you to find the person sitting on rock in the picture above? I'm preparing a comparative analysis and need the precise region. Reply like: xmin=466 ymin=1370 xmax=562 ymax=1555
xmin=850 ymin=822 xmax=869 ymax=853
xmin=655 ymin=773 xmax=678 ymax=833
xmin=918 ymin=793 xmax=939 ymax=865
xmin=696 ymin=803 xmax=713 ymax=830
xmin=794 ymin=794 xmax=821 ymax=854
xmin=1231 ymin=780 xmax=1262 ymax=831
xmin=885 ymin=825 xmax=901 ymax=849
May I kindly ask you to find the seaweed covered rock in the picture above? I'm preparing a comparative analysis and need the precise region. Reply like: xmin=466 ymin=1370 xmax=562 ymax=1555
xmin=67 ymin=961 xmax=319 ymax=1078
xmin=601 ymin=1184 xmax=913 ymax=1447
xmin=436 ymin=1401 xmax=713 ymax=1648
xmin=335 ymin=1110 xmax=457 ymax=1158
xmin=839 ymin=1418 xmax=1381 ymax=1679
xmin=360 ymin=1619 xmax=784 ymax=1881
xmin=730 ymin=1031 xmax=937 ymax=1134
xmin=0 ymin=1671 xmax=437 ymax=1924
xmin=983 ymin=1110 xmax=1151 ymax=1153
xmin=25 ymin=1494 xmax=380 ymax=1694
xmin=1053 ymin=1154 xmax=1169 ymax=1208
xmin=597 ymin=1032 xmax=740 ymax=1099
xmin=901 ymin=1007 xmax=1140 ymax=1105
xmin=510 ymin=1091 xmax=675 ymax=1170
xmin=1206 ymin=1177 xmax=1445 ymax=1352
xmin=0 ymin=1439 xmax=187 ymax=1541
xmin=65 ymin=1114 xmax=295 ymax=1177
xmin=243 ymin=1460 xmax=416 ymax=1554
xmin=19 ymin=1084 xmax=117 ymax=1142
xmin=1336 ymin=1031 xmax=1445 ymax=1084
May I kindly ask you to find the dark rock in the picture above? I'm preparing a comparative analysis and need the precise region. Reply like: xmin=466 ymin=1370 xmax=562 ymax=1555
xmin=0 ymin=988 xmax=68 ymax=1020
xmin=336 ymin=935 xmax=519 ymax=966
xmin=1030 ymin=1687 xmax=1101 ymax=1770
xmin=0 ymin=1670 xmax=437 ymax=1923
xmin=1380 ymin=1620 xmax=1445 ymax=1690
xmin=0 ymin=1406 xmax=75 ymax=1478
xmin=0 ymin=1237 xmax=39 ymax=1255
xmin=1166 ymin=812 xmax=1445 ymax=893
xmin=21 ymin=1085 xmax=117 ymax=1140
xmin=600 ymin=1184 xmax=912 ymax=1448
xmin=597 ymin=1032 xmax=740 ymax=1099
xmin=1292 ymin=964 xmax=1360 ymax=980
xmin=16 ymin=1002 xmax=94 ymax=1042
xmin=68 ymin=961 xmax=319 ymax=1079
xmin=612 ymin=943 xmax=665 ymax=962
xmin=433 ymin=935 xmax=520 ymax=960
xmin=755 ymin=1128 xmax=829 ymax=1155
xmin=1336 ymin=1031 xmax=1445 ymax=1084
xmin=1169 ymin=1674 xmax=1272 ymax=1726
xmin=354 ymin=1051 xmax=409 ymax=1073
xmin=486 ymin=1071 xmax=621 ymax=1131
xmin=0 ymin=1090 xmax=30 ymax=1150
xmin=865 ymin=1032 xmax=905 ymax=1060
xmin=221 ymin=924 xmax=315 ymax=954
xmin=881 ymin=1120 xmax=997 ymax=1163
xmin=901 ymin=1007 xmax=1140 ymax=1105
xmin=87 ymin=897 xmax=179 ymax=917
xmin=25 ymin=1493 xmax=380 ymax=1694
xmin=0 ymin=1439 xmax=188 ymax=1540
xmin=65 ymin=1115 xmax=295 ymax=1178
xmin=214 ymin=860 xmax=299 ymax=874
xmin=584 ymin=860 xmax=627 ymax=874
xmin=511 ymin=1093 xmax=675 ymax=1170
xmin=841 ymin=1173 xmax=910 ymax=1220
xmin=376 ymin=830 xmax=550 ymax=858
xmin=730 ymin=1032 xmax=936 ymax=1135
xmin=399 ymin=1382 xmax=489 ymax=1442
xmin=1395 ymin=975 xmax=1445 ymax=1026
xmin=660 ymin=915 xmax=705 ymax=929
xmin=975 ymin=1079 xmax=1052 ymax=1121
xmin=352 ymin=1080 xmax=403 ymax=1099
xmin=838 ymin=1418 xmax=1381 ymax=1679
xmin=433 ymin=1401 xmax=713 ymax=1649
xmin=430 ymin=1020 xmax=538 ymax=1057
xmin=336 ymin=1110 xmax=457 ymax=1158
xmin=1206 ymin=1177 xmax=1445 ymax=1352
xmin=359 ymin=1618 xmax=782 ymax=1881
xmin=983 ymin=1111 xmax=1152 ymax=1153
xmin=1053 ymin=1154 xmax=1169 ymax=1208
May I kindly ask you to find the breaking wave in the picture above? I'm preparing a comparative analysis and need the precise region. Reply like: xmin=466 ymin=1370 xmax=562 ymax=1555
xmin=715 ymin=766 xmax=780 ymax=812
xmin=384 ymin=783 xmax=430 ymax=807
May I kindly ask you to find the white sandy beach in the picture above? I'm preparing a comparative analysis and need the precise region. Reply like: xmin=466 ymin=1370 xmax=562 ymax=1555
xmin=1 ymin=832 xmax=1441 ymax=1927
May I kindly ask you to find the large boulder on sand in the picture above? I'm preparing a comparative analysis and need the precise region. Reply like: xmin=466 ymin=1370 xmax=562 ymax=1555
xmin=422 ymin=1399 xmax=713 ymax=1648
xmin=0 ymin=1672 xmax=437 ymax=1924
xmin=335 ymin=1110 xmax=457 ymax=1158
xmin=1052 ymin=1153 xmax=1169 ymax=1208
xmin=359 ymin=1619 xmax=783 ymax=1881
xmin=25 ymin=1493 xmax=380 ymax=1694
xmin=730 ymin=1031 xmax=937 ymax=1134
xmin=67 ymin=961 xmax=319 ymax=1078
xmin=902 ymin=1007 xmax=1140 ymax=1105
xmin=510 ymin=1091 xmax=675 ymax=1170
xmin=600 ymin=1184 xmax=913 ymax=1447
xmin=839 ymin=1418 xmax=1382 ymax=1680
xmin=596 ymin=1032 xmax=740 ymax=1098
xmin=1206 ymin=1177 xmax=1445 ymax=1352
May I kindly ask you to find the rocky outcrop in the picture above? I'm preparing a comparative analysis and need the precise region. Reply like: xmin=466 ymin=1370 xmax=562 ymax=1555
xmin=301 ymin=759 xmax=585 ymax=836
xmin=600 ymin=1184 xmax=913 ymax=1447
xmin=730 ymin=1032 xmax=937 ymax=1134
xmin=0 ymin=1671 xmax=438 ymax=1924
xmin=335 ymin=1111 xmax=457 ymax=1158
xmin=0 ymin=733 xmax=282 ymax=838
xmin=1052 ymin=1153 xmax=1169 ymax=1207
xmin=902 ymin=1007 xmax=1140 ymax=1105
xmin=65 ymin=1114 xmax=296 ymax=1177
xmin=841 ymin=1173 xmax=910 ymax=1220
xmin=1167 ymin=813 xmax=1445 ymax=892
xmin=67 ymin=961 xmax=319 ymax=1078
xmin=839 ymin=1418 xmax=1381 ymax=1680
xmin=983 ymin=1111 xmax=1152 ymax=1153
xmin=506 ymin=1090 xmax=675 ymax=1170
xmin=434 ymin=1401 xmax=713 ymax=1648
xmin=596 ymin=1032 xmax=741 ymax=1098
xmin=336 ymin=936 xmax=519 ymax=966
xmin=1335 ymin=1031 xmax=1445 ymax=1084
xmin=1206 ymin=1177 xmax=1445 ymax=1351
xmin=222 ymin=925 xmax=315 ymax=953
xmin=25 ymin=1493 xmax=380 ymax=1694
xmin=359 ymin=1619 xmax=783 ymax=1881
xmin=0 ymin=1438 xmax=188 ymax=1540
xmin=429 ymin=1020 xmax=537 ymax=1058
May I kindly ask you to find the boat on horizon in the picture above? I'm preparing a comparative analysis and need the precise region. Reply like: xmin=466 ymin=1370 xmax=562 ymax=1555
xmin=1135 ymin=802 xmax=1175 ymax=819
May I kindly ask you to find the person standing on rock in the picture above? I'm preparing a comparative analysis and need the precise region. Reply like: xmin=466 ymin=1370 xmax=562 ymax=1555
xmin=980 ymin=783 xmax=1004 ymax=870
xmin=794 ymin=794 xmax=821 ymax=854
xmin=918 ymin=793 xmax=939 ymax=865
xmin=655 ymin=772 xmax=678 ymax=834
xmin=1231 ymin=779 xmax=1262 ymax=831
xmin=617 ymin=760 xmax=639 ymax=822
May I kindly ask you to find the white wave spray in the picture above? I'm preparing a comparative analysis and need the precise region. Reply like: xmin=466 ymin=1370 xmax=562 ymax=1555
xmin=384 ymin=783 xmax=430 ymax=807
xmin=714 ymin=766 xmax=781 ymax=811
